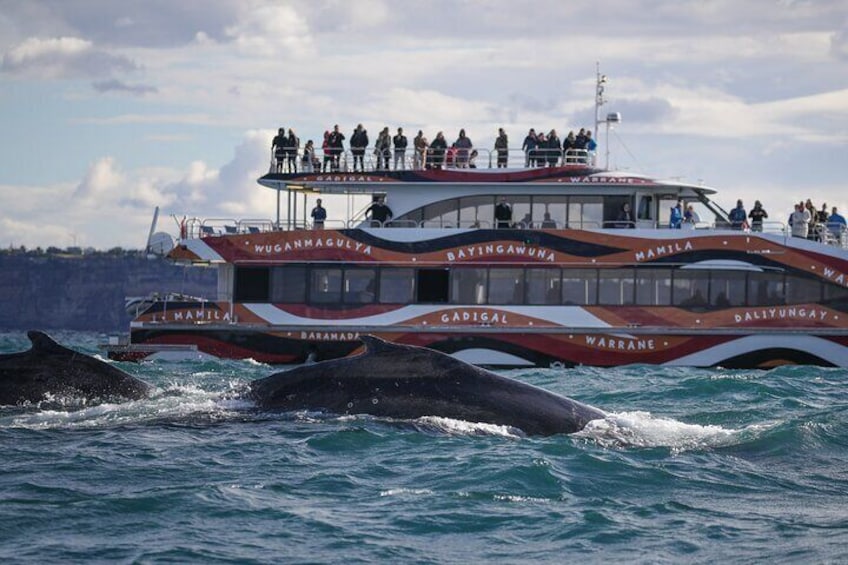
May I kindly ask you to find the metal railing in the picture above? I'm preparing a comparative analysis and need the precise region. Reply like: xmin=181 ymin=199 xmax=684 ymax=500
xmin=268 ymin=146 xmax=594 ymax=174
xmin=185 ymin=214 xmax=848 ymax=250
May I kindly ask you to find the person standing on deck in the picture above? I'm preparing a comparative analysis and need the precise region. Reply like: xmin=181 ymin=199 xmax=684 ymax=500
xmin=454 ymin=129 xmax=473 ymax=168
xmin=494 ymin=128 xmax=508 ymax=168
xmin=522 ymin=129 xmax=537 ymax=167
xmin=748 ymin=200 xmax=768 ymax=232
xmin=393 ymin=127 xmax=408 ymax=170
xmin=328 ymin=124 xmax=345 ymax=171
xmin=350 ymin=124 xmax=368 ymax=172
xmin=790 ymin=203 xmax=811 ymax=238
xmin=495 ymin=196 xmax=513 ymax=228
xmin=311 ymin=198 xmax=327 ymax=229
xmin=413 ymin=130 xmax=427 ymax=169
xmin=429 ymin=132 xmax=447 ymax=169
xmin=272 ymin=127 xmax=286 ymax=173
xmin=366 ymin=196 xmax=393 ymax=227
xmin=728 ymin=200 xmax=747 ymax=230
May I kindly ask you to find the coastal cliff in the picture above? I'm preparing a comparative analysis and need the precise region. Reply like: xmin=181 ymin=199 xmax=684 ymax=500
xmin=0 ymin=252 xmax=217 ymax=332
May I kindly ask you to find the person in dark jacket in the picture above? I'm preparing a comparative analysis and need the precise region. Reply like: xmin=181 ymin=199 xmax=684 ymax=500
xmin=393 ymin=127 xmax=408 ymax=170
xmin=494 ymin=196 xmax=512 ymax=228
xmin=366 ymin=196 xmax=393 ymax=227
xmin=494 ymin=128 xmax=508 ymax=168
xmin=546 ymin=129 xmax=561 ymax=167
xmin=272 ymin=127 xmax=286 ymax=172
xmin=428 ymin=132 xmax=447 ymax=169
xmin=522 ymin=129 xmax=537 ymax=167
xmin=327 ymin=124 xmax=345 ymax=171
xmin=728 ymin=199 xmax=747 ymax=230
xmin=615 ymin=202 xmax=635 ymax=228
xmin=311 ymin=198 xmax=327 ymax=229
xmin=283 ymin=128 xmax=299 ymax=173
xmin=748 ymin=200 xmax=768 ymax=232
xmin=350 ymin=124 xmax=368 ymax=172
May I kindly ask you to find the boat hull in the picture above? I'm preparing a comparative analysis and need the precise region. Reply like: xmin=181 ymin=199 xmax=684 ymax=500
xmin=104 ymin=325 xmax=848 ymax=368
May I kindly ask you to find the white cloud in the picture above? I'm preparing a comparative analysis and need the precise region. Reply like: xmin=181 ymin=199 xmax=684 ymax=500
xmin=0 ymin=36 xmax=137 ymax=78
xmin=1 ymin=1 xmax=847 ymax=250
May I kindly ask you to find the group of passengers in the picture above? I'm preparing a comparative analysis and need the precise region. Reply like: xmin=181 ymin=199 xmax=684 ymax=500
xmin=667 ymin=201 xmax=703 ymax=230
xmin=520 ymin=127 xmax=597 ymax=167
xmin=729 ymin=198 xmax=845 ymax=241
xmin=272 ymin=124 xmax=599 ymax=173
xmin=788 ymin=199 xmax=847 ymax=242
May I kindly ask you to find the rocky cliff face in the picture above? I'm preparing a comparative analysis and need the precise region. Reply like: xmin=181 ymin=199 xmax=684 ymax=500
xmin=0 ymin=254 xmax=217 ymax=332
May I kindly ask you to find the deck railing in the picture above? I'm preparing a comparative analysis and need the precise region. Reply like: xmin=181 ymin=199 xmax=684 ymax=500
xmin=269 ymin=146 xmax=593 ymax=174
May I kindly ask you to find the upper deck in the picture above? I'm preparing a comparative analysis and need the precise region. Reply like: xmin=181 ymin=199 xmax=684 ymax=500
xmin=173 ymin=144 xmax=847 ymax=250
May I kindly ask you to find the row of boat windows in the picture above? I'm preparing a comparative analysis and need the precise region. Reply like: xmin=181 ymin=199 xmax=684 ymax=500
xmin=392 ymin=194 xmax=681 ymax=229
xmin=395 ymin=194 xmax=634 ymax=229
xmin=234 ymin=265 xmax=847 ymax=307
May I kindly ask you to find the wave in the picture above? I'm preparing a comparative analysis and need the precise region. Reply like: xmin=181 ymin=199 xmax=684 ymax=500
xmin=575 ymin=411 xmax=773 ymax=452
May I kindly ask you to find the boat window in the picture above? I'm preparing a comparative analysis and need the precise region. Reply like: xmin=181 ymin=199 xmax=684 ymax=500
xmin=344 ymin=268 xmax=377 ymax=304
xmin=417 ymin=268 xmax=449 ymax=303
xmin=488 ymin=268 xmax=524 ymax=304
xmin=562 ymin=268 xmax=597 ymax=305
xmin=234 ymin=266 xmax=270 ymax=303
xmin=451 ymin=268 xmax=488 ymax=304
xmin=422 ymin=199 xmax=458 ymax=228
xmin=635 ymin=268 xmax=672 ymax=305
xmin=598 ymin=268 xmax=636 ymax=305
xmin=709 ymin=271 xmax=747 ymax=308
xmin=379 ymin=268 xmax=415 ymax=304
xmin=532 ymin=197 xmax=568 ymax=230
xmin=567 ymin=197 xmax=603 ymax=229
xmin=748 ymin=272 xmax=785 ymax=306
xmin=459 ymin=196 xmax=493 ymax=228
xmin=785 ymin=274 xmax=822 ymax=304
xmin=673 ymin=270 xmax=710 ymax=308
xmin=604 ymin=197 xmax=631 ymax=228
xmin=658 ymin=197 xmax=680 ymax=228
xmin=510 ymin=196 xmax=532 ymax=228
xmin=823 ymin=280 xmax=848 ymax=303
xmin=271 ymin=265 xmax=306 ymax=303
xmin=310 ymin=268 xmax=342 ymax=304
xmin=526 ymin=268 xmax=562 ymax=305
xmin=637 ymin=195 xmax=653 ymax=221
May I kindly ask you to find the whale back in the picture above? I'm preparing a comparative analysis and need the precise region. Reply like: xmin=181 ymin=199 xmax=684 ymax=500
xmin=0 ymin=330 xmax=152 ymax=406
xmin=249 ymin=335 xmax=605 ymax=435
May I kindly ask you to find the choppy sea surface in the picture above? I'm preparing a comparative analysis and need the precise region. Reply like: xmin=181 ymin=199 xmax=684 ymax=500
xmin=1 ymin=331 xmax=847 ymax=564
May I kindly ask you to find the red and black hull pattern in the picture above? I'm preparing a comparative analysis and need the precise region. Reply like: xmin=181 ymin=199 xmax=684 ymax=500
xmin=108 ymin=226 xmax=848 ymax=368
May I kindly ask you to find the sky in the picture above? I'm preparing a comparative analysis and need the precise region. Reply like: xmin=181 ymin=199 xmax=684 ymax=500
xmin=1 ymin=0 xmax=846 ymax=250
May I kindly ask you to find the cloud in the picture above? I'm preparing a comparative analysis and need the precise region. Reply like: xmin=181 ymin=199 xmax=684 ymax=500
xmin=832 ymin=28 xmax=848 ymax=61
xmin=1 ymin=36 xmax=138 ymax=78
xmin=92 ymin=78 xmax=158 ymax=95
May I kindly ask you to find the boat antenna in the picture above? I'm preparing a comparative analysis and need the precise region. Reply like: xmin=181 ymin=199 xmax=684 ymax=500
xmin=594 ymin=63 xmax=622 ymax=169
xmin=594 ymin=62 xmax=606 ymax=142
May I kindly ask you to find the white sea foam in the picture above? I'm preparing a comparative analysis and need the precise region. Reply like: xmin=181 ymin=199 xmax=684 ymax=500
xmin=0 ymin=385 xmax=243 ymax=430
xmin=576 ymin=410 xmax=770 ymax=452
xmin=413 ymin=416 xmax=522 ymax=438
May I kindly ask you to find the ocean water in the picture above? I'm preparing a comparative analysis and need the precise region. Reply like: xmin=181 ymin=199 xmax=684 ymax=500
xmin=1 ymin=331 xmax=847 ymax=563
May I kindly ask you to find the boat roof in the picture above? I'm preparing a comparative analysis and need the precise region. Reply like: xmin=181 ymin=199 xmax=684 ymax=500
xmin=257 ymin=165 xmax=717 ymax=196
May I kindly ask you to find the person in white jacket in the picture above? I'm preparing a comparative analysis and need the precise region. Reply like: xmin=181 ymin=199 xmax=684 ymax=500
xmin=789 ymin=203 xmax=811 ymax=238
